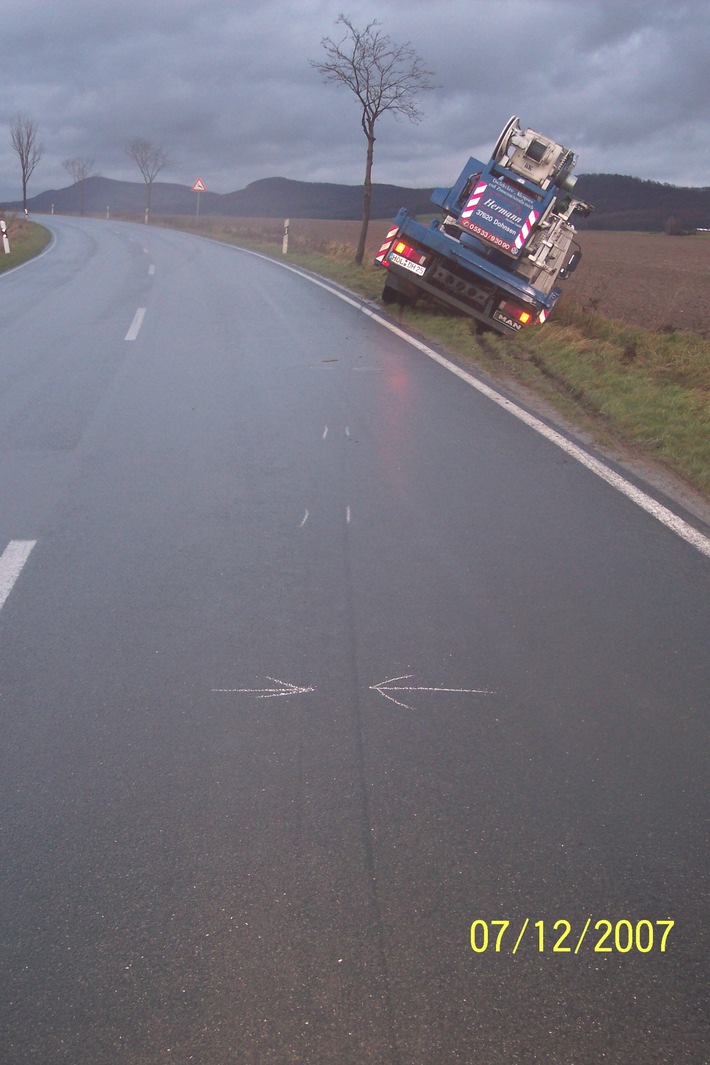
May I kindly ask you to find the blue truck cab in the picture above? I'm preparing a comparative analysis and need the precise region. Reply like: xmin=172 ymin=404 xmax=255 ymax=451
xmin=375 ymin=117 xmax=593 ymax=333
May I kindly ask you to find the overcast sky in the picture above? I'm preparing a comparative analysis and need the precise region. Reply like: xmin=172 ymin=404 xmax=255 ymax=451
xmin=1 ymin=0 xmax=708 ymax=202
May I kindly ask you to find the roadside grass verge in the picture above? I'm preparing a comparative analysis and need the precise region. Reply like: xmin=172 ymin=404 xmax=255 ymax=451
xmin=0 ymin=217 xmax=51 ymax=273
xmin=157 ymin=215 xmax=710 ymax=499
xmin=483 ymin=308 xmax=710 ymax=494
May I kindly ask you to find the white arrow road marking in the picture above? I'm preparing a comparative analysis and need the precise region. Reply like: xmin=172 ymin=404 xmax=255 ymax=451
xmin=0 ymin=540 xmax=37 ymax=612
xmin=212 ymin=676 xmax=316 ymax=699
xmin=370 ymin=674 xmax=494 ymax=709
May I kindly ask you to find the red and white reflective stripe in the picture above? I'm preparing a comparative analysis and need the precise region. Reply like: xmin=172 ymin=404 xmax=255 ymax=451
xmin=538 ymin=308 xmax=549 ymax=324
xmin=375 ymin=225 xmax=399 ymax=263
xmin=460 ymin=183 xmax=488 ymax=221
xmin=514 ymin=209 xmax=540 ymax=251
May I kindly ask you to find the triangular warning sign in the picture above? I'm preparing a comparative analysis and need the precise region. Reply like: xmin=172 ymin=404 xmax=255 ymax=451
xmin=192 ymin=178 xmax=206 ymax=192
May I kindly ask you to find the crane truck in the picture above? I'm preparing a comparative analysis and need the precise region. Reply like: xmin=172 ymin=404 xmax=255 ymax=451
xmin=374 ymin=116 xmax=593 ymax=333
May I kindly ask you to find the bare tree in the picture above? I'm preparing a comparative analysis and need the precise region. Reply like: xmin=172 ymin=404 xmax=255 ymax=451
xmin=311 ymin=15 xmax=435 ymax=264
xmin=125 ymin=138 xmax=172 ymax=220
xmin=10 ymin=114 xmax=44 ymax=211
xmin=63 ymin=156 xmax=97 ymax=216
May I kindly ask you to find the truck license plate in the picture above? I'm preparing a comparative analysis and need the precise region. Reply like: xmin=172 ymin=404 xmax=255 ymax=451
xmin=390 ymin=253 xmax=426 ymax=276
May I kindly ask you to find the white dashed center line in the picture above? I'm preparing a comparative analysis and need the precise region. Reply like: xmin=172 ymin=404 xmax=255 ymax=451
xmin=0 ymin=540 xmax=37 ymax=612
xmin=125 ymin=307 xmax=146 ymax=341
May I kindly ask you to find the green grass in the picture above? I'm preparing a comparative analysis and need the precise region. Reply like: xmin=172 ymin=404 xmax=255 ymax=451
xmin=497 ymin=310 xmax=710 ymax=493
xmin=0 ymin=217 xmax=52 ymax=273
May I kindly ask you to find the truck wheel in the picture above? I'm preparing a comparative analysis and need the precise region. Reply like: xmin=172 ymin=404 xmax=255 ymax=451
xmin=382 ymin=283 xmax=413 ymax=307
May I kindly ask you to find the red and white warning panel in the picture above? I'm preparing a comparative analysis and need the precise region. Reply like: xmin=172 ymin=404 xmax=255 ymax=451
xmin=514 ymin=208 xmax=540 ymax=251
xmin=375 ymin=225 xmax=399 ymax=265
xmin=460 ymin=181 xmax=488 ymax=222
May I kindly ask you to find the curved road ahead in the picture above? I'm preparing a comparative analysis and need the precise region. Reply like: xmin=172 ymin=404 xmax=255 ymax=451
xmin=1 ymin=216 xmax=708 ymax=1064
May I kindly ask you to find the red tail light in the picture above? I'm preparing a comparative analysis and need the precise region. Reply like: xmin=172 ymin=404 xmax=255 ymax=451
xmin=498 ymin=300 xmax=533 ymax=325
xmin=392 ymin=241 xmax=429 ymax=267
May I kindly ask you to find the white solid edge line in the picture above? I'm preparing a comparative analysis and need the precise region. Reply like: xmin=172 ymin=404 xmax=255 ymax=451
xmin=362 ymin=307 xmax=710 ymax=558
xmin=0 ymin=227 xmax=57 ymax=278
xmin=0 ymin=540 xmax=37 ymax=612
xmin=207 ymin=242 xmax=710 ymax=559
xmin=125 ymin=307 xmax=147 ymax=341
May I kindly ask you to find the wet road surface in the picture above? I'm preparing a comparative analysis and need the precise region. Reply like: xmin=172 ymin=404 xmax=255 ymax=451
xmin=1 ymin=217 xmax=708 ymax=1063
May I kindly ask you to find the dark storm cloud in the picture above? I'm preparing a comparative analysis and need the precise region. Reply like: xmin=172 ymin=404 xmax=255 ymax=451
xmin=1 ymin=0 xmax=708 ymax=201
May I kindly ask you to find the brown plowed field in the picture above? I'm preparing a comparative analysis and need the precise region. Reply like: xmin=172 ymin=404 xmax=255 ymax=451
xmin=561 ymin=230 xmax=710 ymax=336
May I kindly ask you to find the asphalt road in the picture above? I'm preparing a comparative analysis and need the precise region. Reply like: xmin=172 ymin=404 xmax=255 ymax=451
xmin=1 ymin=216 xmax=708 ymax=1064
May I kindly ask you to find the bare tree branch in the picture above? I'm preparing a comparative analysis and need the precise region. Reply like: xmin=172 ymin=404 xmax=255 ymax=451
xmin=10 ymin=114 xmax=45 ymax=212
xmin=125 ymin=138 xmax=172 ymax=219
xmin=311 ymin=15 xmax=435 ymax=264
xmin=63 ymin=156 xmax=97 ymax=216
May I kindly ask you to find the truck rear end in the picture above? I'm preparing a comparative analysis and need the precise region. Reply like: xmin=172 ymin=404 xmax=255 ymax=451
xmin=376 ymin=209 xmax=558 ymax=331
xmin=375 ymin=117 xmax=593 ymax=334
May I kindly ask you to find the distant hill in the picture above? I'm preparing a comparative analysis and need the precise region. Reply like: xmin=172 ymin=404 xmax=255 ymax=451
xmin=0 ymin=175 xmax=433 ymax=222
xmin=2 ymin=173 xmax=708 ymax=231
xmin=573 ymin=174 xmax=710 ymax=232
xmin=219 ymin=176 xmax=435 ymax=220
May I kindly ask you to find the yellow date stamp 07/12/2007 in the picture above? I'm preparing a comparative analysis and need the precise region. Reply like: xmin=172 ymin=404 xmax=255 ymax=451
xmin=470 ymin=919 xmax=675 ymax=955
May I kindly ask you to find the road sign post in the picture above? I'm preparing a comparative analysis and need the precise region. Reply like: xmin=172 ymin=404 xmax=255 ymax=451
xmin=192 ymin=178 xmax=206 ymax=224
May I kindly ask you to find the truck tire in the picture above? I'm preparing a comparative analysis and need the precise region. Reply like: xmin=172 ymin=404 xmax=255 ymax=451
xmin=382 ymin=282 xmax=415 ymax=307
